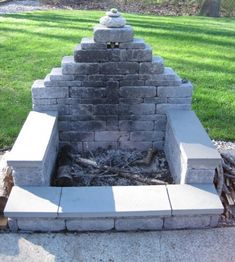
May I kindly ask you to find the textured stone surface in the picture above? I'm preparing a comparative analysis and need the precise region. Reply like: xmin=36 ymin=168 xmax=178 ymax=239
xmin=93 ymin=24 xmax=133 ymax=43
xmin=164 ymin=215 xmax=211 ymax=229
xmin=115 ymin=217 xmax=163 ymax=231
xmin=186 ymin=169 xmax=215 ymax=183
xmin=66 ymin=218 xmax=114 ymax=231
xmin=17 ymin=218 xmax=65 ymax=232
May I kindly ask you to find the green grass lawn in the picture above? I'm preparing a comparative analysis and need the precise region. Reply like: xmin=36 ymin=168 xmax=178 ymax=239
xmin=0 ymin=10 xmax=234 ymax=148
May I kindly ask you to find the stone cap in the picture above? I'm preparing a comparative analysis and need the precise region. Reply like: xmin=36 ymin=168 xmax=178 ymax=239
xmin=99 ymin=9 xmax=126 ymax=28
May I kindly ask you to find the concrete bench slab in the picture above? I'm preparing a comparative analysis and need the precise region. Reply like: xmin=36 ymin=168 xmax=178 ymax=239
xmin=58 ymin=185 xmax=171 ymax=218
xmin=4 ymin=186 xmax=62 ymax=218
xmin=167 ymin=184 xmax=223 ymax=216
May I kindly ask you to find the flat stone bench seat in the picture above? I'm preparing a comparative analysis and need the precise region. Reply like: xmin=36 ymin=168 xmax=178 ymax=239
xmin=4 ymin=185 xmax=223 ymax=231
xmin=7 ymin=111 xmax=59 ymax=186
xmin=165 ymin=110 xmax=221 ymax=184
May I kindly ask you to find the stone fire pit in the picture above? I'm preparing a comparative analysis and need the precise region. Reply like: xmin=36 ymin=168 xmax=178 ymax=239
xmin=4 ymin=10 xmax=223 ymax=232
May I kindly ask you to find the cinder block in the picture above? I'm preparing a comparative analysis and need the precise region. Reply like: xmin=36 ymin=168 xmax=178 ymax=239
xmin=164 ymin=215 xmax=211 ymax=229
xmin=66 ymin=218 xmax=114 ymax=231
xmin=93 ymin=24 xmax=133 ymax=43
xmin=119 ymin=86 xmax=156 ymax=98
xmin=115 ymin=217 xmax=163 ymax=231
xmin=17 ymin=218 xmax=65 ymax=232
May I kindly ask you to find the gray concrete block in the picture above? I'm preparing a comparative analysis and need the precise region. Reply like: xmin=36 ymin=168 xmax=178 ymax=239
xmin=186 ymin=169 xmax=215 ymax=184
xmin=95 ymin=131 xmax=129 ymax=141
xmin=71 ymin=104 xmax=93 ymax=116
xmin=94 ymin=24 xmax=133 ymax=43
xmin=60 ymin=132 xmax=94 ymax=142
xmin=94 ymin=104 xmax=118 ymax=115
xmin=120 ymin=46 xmax=152 ymax=62
xmin=118 ymin=104 xmax=155 ymax=115
xmin=32 ymin=98 xmax=57 ymax=106
xmin=156 ymin=104 xmax=191 ymax=114
xmin=139 ymin=56 xmax=164 ymax=74
xmin=83 ymin=142 xmax=118 ymax=151
xmin=158 ymin=83 xmax=193 ymax=98
xmin=17 ymin=218 xmax=65 ymax=232
xmin=164 ymin=215 xmax=211 ymax=229
xmin=66 ymin=218 xmax=114 ymax=231
xmin=210 ymin=215 xmax=220 ymax=227
xmin=120 ymin=141 xmax=153 ymax=151
xmin=115 ymin=217 xmax=163 ymax=231
xmin=80 ymin=37 xmax=107 ymax=50
xmin=50 ymin=68 xmax=75 ymax=81
xmin=119 ymin=38 xmax=146 ymax=49
xmin=167 ymin=97 xmax=192 ymax=104
xmin=70 ymin=121 xmax=106 ymax=131
xmin=100 ymin=62 xmax=139 ymax=75
xmin=61 ymin=56 xmax=99 ymax=75
xmin=119 ymin=114 xmax=165 ymax=121
xmin=130 ymin=131 xmax=164 ymax=141
xmin=119 ymin=86 xmax=156 ymax=98
xmin=153 ymin=141 xmax=164 ymax=150
xmin=144 ymin=97 xmax=167 ymax=104
xmin=119 ymin=120 xmax=154 ymax=131
xmin=120 ymin=80 xmax=145 ymax=86
xmin=106 ymin=119 xmax=119 ymax=130
xmin=167 ymin=184 xmax=224 ymax=216
xmin=119 ymin=98 xmax=143 ymax=104
xmin=74 ymin=44 xmax=121 ymax=62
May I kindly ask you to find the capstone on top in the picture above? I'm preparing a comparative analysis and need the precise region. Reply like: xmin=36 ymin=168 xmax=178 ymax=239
xmin=99 ymin=8 xmax=126 ymax=28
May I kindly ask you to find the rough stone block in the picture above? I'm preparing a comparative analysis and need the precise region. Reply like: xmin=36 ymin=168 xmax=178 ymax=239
xmin=95 ymin=131 xmax=129 ymax=142
xmin=100 ymin=62 xmax=139 ymax=75
xmin=120 ymin=46 xmax=152 ymax=62
xmin=80 ymin=37 xmax=107 ymax=50
xmin=130 ymin=131 xmax=164 ymax=141
xmin=120 ymin=141 xmax=153 ymax=151
xmin=66 ymin=218 xmax=114 ymax=231
xmin=71 ymin=104 xmax=93 ymax=116
xmin=158 ymin=83 xmax=193 ymax=98
xmin=164 ymin=215 xmax=211 ymax=229
xmin=32 ymin=98 xmax=57 ymax=106
xmin=60 ymin=131 xmax=94 ymax=142
xmin=70 ymin=87 xmax=107 ymax=99
xmin=140 ymin=56 xmax=164 ymax=74
xmin=83 ymin=142 xmax=118 ymax=151
xmin=156 ymin=104 xmax=191 ymax=114
xmin=118 ymin=104 xmax=155 ymax=115
xmin=120 ymin=80 xmax=145 ymax=86
xmin=50 ymin=68 xmax=74 ymax=81
xmin=94 ymin=104 xmax=118 ymax=115
xmin=115 ymin=217 xmax=163 ymax=231
xmin=186 ymin=169 xmax=215 ymax=184
xmin=17 ymin=218 xmax=65 ymax=232
xmin=144 ymin=97 xmax=167 ymax=104
xmin=70 ymin=121 xmax=106 ymax=131
xmin=119 ymin=120 xmax=154 ymax=131
xmin=74 ymin=44 xmax=121 ymax=62
xmin=167 ymin=97 xmax=192 ymax=104
xmin=119 ymin=98 xmax=143 ymax=104
xmin=94 ymin=24 xmax=133 ymax=43
xmin=119 ymin=86 xmax=156 ymax=98
xmin=62 ymin=56 xmax=99 ymax=75
xmin=119 ymin=38 xmax=146 ymax=49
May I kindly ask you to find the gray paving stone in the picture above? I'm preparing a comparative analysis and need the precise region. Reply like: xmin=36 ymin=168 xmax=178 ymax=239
xmin=186 ymin=169 xmax=215 ymax=184
xmin=119 ymin=38 xmax=146 ymax=49
xmin=167 ymin=184 xmax=224 ymax=216
xmin=50 ymin=68 xmax=75 ymax=81
xmin=120 ymin=46 xmax=152 ymax=62
xmin=4 ymin=186 xmax=61 ymax=218
xmin=58 ymin=186 xmax=171 ymax=217
xmin=158 ymin=83 xmax=193 ymax=98
xmin=80 ymin=37 xmax=107 ymax=50
xmin=120 ymin=141 xmax=153 ymax=151
xmin=100 ymin=62 xmax=139 ymax=75
xmin=95 ymin=131 xmax=129 ymax=141
xmin=93 ymin=24 xmax=133 ymax=43
xmin=119 ymin=120 xmax=154 ymax=131
xmin=164 ymin=215 xmax=211 ymax=229
xmin=156 ymin=103 xmax=191 ymax=114
xmin=139 ymin=56 xmax=164 ymax=74
xmin=130 ymin=131 xmax=164 ymax=141
xmin=66 ymin=218 xmax=114 ymax=231
xmin=115 ymin=217 xmax=163 ymax=231
xmin=17 ymin=218 xmax=65 ymax=232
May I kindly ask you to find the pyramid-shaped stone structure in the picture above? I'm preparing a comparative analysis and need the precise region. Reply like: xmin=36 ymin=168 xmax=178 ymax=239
xmin=31 ymin=10 xmax=193 ymax=152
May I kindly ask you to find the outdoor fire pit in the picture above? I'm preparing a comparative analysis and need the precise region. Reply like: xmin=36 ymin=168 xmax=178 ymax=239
xmin=4 ymin=10 xmax=223 ymax=232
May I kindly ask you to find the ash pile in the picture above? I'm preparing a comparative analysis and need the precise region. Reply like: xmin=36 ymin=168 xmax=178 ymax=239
xmin=53 ymin=145 xmax=173 ymax=187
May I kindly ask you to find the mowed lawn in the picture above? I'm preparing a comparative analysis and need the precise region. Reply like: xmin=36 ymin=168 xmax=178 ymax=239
xmin=0 ymin=10 xmax=234 ymax=148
